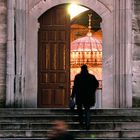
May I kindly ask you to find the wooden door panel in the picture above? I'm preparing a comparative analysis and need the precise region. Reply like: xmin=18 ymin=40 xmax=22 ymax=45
xmin=38 ymin=5 xmax=70 ymax=108
xmin=41 ymin=89 xmax=52 ymax=105
xmin=40 ymin=88 xmax=66 ymax=107
xmin=40 ymin=44 xmax=66 ymax=70
xmin=54 ymin=89 xmax=65 ymax=105
xmin=40 ymin=72 xmax=66 ymax=84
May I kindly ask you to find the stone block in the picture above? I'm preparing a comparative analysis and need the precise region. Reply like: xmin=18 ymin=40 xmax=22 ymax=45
xmin=132 ymin=61 xmax=140 ymax=94
xmin=133 ymin=96 xmax=140 ymax=107
xmin=0 ymin=4 xmax=6 ymax=11
xmin=134 ymin=34 xmax=140 ymax=43
xmin=134 ymin=5 xmax=140 ymax=12
xmin=134 ymin=0 xmax=140 ymax=5
xmin=0 ymin=42 xmax=6 ymax=107
xmin=0 ymin=29 xmax=6 ymax=43
xmin=0 ymin=5 xmax=6 ymax=14
xmin=0 ymin=14 xmax=6 ymax=24
xmin=0 ymin=84 xmax=5 ymax=107
xmin=132 ymin=80 xmax=140 ymax=93
xmin=132 ymin=18 xmax=140 ymax=33
xmin=0 ymin=0 xmax=6 ymax=2
xmin=132 ymin=61 xmax=140 ymax=72
xmin=133 ymin=43 xmax=140 ymax=60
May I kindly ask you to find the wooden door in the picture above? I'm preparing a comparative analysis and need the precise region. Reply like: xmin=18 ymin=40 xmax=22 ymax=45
xmin=38 ymin=5 xmax=70 ymax=108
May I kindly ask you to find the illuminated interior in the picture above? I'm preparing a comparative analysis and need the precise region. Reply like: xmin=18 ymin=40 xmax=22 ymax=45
xmin=68 ymin=3 xmax=88 ymax=19
xmin=70 ymin=33 xmax=102 ymax=89
xmin=69 ymin=4 xmax=102 ymax=91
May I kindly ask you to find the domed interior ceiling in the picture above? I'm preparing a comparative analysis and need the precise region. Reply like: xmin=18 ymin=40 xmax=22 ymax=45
xmin=70 ymin=9 xmax=102 ymax=89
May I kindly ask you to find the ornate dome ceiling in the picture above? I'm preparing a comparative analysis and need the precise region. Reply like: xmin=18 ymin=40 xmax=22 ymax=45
xmin=71 ymin=36 xmax=102 ymax=52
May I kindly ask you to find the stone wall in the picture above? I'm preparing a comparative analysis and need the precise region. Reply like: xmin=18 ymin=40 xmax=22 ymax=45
xmin=2 ymin=0 xmax=139 ymax=108
xmin=0 ymin=0 xmax=6 ymax=107
xmin=132 ymin=0 xmax=140 ymax=107
xmin=6 ymin=0 xmax=132 ymax=108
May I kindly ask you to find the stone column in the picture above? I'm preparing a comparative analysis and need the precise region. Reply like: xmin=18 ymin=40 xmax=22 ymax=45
xmin=113 ymin=0 xmax=132 ymax=108
xmin=101 ymin=12 xmax=114 ymax=108
xmin=6 ymin=0 xmax=15 ymax=107
xmin=14 ymin=0 xmax=26 ymax=107
xmin=24 ymin=16 xmax=38 ymax=108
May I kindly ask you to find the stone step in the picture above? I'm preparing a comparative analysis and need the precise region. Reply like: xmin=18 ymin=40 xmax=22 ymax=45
xmin=0 ymin=115 xmax=140 ymax=123
xmin=0 ymin=109 xmax=140 ymax=139
xmin=0 ymin=129 xmax=140 ymax=138
xmin=1 ymin=138 xmax=140 ymax=140
xmin=71 ymin=130 xmax=140 ymax=138
xmin=0 ymin=108 xmax=140 ymax=116
xmin=0 ymin=122 xmax=140 ymax=130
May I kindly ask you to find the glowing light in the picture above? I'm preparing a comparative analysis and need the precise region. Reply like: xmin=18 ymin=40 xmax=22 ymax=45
xmin=68 ymin=3 xmax=88 ymax=19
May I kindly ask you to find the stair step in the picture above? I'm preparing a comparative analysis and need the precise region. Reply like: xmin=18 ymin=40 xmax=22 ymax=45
xmin=0 ymin=130 xmax=140 ymax=138
xmin=0 ymin=108 xmax=140 ymax=115
xmin=0 ymin=122 xmax=140 ymax=130
xmin=0 ymin=115 xmax=140 ymax=123
xmin=1 ymin=138 xmax=140 ymax=140
xmin=0 ymin=109 xmax=139 ymax=139
xmin=70 ymin=129 xmax=140 ymax=138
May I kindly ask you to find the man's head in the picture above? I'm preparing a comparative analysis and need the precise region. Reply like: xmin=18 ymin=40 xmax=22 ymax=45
xmin=81 ymin=64 xmax=88 ymax=72
xmin=81 ymin=64 xmax=87 ymax=70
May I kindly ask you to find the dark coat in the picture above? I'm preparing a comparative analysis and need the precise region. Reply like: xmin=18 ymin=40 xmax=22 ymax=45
xmin=72 ymin=71 xmax=99 ymax=107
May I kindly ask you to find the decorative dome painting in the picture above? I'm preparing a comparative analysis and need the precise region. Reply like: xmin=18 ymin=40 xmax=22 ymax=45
xmin=71 ymin=35 xmax=102 ymax=66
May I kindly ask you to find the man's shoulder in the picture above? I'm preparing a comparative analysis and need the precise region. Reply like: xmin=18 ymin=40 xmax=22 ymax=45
xmin=88 ymin=74 xmax=98 ymax=82
xmin=89 ymin=73 xmax=95 ymax=78
xmin=75 ymin=73 xmax=81 ymax=78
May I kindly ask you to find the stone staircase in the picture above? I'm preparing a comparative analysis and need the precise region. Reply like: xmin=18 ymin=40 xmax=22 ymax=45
xmin=0 ymin=108 xmax=140 ymax=140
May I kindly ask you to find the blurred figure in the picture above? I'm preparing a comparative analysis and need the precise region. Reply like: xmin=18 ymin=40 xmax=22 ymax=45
xmin=48 ymin=120 xmax=75 ymax=140
xmin=71 ymin=64 xmax=99 ymax=129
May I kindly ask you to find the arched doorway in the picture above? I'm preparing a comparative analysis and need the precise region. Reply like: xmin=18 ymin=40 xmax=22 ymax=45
xmin=15 ymin=0 xmax=132 ymax=108
xmin=38 ymin=4 xmax=103 ymax=108
xmin=38 ymin=5 xmax=70 ymax=107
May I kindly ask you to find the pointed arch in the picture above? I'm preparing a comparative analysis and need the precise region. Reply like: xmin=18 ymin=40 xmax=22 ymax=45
xmin=29 ymin=0 xmax=111 ymax=20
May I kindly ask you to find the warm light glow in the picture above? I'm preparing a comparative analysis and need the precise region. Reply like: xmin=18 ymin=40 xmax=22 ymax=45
xmin=68 ymin=3 xmax=88 ymax=19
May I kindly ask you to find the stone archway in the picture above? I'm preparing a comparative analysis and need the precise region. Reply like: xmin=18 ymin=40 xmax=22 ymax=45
xmin=6 ymin=0 xmax=132 ymax=108
xmin=27 ymin=0 xmax=112 ymax=108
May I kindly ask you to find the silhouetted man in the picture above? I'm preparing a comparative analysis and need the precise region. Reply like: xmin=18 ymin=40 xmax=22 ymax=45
xmin=71 ymin=64 xmax=99 ymax=129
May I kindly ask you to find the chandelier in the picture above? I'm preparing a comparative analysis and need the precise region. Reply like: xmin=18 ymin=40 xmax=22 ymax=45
xmin=71 ymin=14 xmax=102 ymax=68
